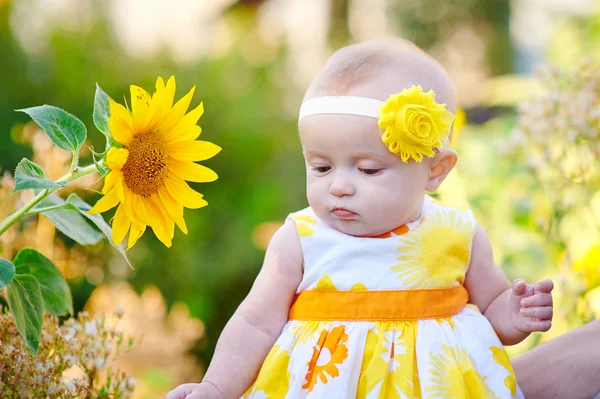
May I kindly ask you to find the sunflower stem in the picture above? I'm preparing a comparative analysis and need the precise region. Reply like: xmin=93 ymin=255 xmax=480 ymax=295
xmin=0 ymin=162 xmax=102 ymax=236
xmin=69 ymin=152 xmax=79 ymax=173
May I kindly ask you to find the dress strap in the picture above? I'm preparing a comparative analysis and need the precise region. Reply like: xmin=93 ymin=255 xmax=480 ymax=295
xmin=289 ymin=286 xmax=468 ymax=321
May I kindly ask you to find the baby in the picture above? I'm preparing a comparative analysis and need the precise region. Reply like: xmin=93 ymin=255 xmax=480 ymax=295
xmin=167 ymin=39 xmax=554 ymax=399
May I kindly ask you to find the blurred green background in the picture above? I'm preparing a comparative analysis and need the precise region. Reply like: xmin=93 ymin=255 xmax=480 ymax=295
xmin=1 ymin=0 xmax=599 ymax=397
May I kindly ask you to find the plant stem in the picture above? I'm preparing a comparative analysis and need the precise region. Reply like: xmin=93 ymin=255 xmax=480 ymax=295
xmin=0 ymin=163 xmax=101 ymax=236
xmin=69 ymin=152 xmax=79 ymax=173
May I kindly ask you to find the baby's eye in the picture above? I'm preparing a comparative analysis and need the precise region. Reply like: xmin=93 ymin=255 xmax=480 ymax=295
xmin=360 ymin=168 xmax=382 ymax=175
xmin=312 ymin=166 xmax=331 ymax=173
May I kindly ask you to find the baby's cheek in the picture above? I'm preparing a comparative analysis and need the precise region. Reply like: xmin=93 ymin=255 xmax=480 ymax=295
xmin=306 ymin=183 xmax=326 ymax=212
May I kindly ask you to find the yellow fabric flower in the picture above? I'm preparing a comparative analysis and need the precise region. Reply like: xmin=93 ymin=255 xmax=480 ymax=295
xmin=378 ymin=85 xmax=455 ymax=163
xmin=89 ymin=76 xmax=221 ymax=249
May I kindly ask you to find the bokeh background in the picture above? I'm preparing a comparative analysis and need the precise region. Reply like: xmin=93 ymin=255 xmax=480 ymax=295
xmin=1 ymin=0 xmax=599 ymax=397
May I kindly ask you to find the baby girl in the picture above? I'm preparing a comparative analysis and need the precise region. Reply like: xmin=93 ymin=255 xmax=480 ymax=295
xmin=167 ymin=38 xmax=554 ymax=399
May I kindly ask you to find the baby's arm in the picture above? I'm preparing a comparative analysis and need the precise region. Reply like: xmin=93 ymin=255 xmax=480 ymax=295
xmin=464 ymin=225 xmax=554 ymax=346
xmin=166 ymin=218 xmax=303 ymax=399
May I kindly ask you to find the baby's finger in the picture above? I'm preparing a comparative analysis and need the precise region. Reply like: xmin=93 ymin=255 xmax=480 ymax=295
xmin=165 ymin=384 xmax=196 ymax=399
xmin=522 ymin=319 xmax=552 ymax=332
xmin=519 ymin=306 xmax=553 ymax=320
xmin=533 ymin=279 xmax=554 ymax=293
xmin=511 ymin=279 xmax=534 ymax=314
xmin=512 ymin=279 xmax=528 ymax=296
xmin=521 ymin=293 xmax=553 ymax=308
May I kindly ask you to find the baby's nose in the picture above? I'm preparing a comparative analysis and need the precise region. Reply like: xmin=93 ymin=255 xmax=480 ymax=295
xmin=329 ymin=172 xmax=355 ymax=197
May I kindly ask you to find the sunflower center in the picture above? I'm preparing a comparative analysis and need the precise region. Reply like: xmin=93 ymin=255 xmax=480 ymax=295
xmin=121 ymin=132 xmax=167 ymax=197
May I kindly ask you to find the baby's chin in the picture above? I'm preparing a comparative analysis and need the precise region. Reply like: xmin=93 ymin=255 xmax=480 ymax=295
xmin=325 ymin=217 xmax=388 ymax=237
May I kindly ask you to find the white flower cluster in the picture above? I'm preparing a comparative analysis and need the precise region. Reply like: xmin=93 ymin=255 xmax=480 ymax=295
xmin=0 ymin=308 xmax=136 ymax=399
xmin=506 ymin=58 xmax=600 ymax=190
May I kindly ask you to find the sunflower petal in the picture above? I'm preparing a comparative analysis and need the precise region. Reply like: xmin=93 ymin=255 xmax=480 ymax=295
xmin=102 ymin=171 xmax=118 ymax=194
xmin=108 ymin=99 xmax=133 ymax=146
xmin=175 ymin=213 xmax=187 ymax=235
xmin=106 ymin=147 xmax=129 ymax=171
xmin=103 ymin=171 xmax=125 ymax=201
xmin=159 ymin=85 xmax=196 ymax=136
xmin=177 ymin=126 xmax=202 ymax=143
xmin=112 ymin=203 xmax=131 ymax=246
xmin=164 ymin=125 xmax=201 ymax=145
xmin=165 ymin=140 xmax=222 ymax=162
xmin=113 ymin=175 xmax=125 ymax=201
xmin=88 ymin=189 xmax=120 ymax=214
xmin=146 ymin=196 xmax=173 ymax=247
xmin=128 ymin=220 xmax=146 ymax=248
xmin=163 ymin=102 xmax=204 ymax=143
xmin=148 ymin=76 xmax=176 ymax=130
xmin=164 ymin=175 xmax=208 ymax=209
xmin=126 ymin=192 xmax=151 ymax=226
xmin=158 ymin=188 xmax=188 ymax=234
xmin=130 ymin=85 xmax=152 ymax=133
xmin=167 ymin=158 xmax=218 ymax=182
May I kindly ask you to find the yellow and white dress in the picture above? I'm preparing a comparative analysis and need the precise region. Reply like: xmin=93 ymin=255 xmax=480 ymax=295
xmin=244 ymin=195 xmax=524 ymax=399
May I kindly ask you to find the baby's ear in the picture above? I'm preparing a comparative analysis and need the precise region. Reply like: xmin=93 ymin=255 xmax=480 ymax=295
xmin=425 ymin=147 xmax=457 ymax=192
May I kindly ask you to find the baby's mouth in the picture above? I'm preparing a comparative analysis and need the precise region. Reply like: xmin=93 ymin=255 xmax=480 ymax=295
xmin=332 ymin=208 xmax=357 ymax=219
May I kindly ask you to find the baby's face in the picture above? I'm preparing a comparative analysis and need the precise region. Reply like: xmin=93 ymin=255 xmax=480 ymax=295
xmin=299 ymin=114 xmax=431 ymax=237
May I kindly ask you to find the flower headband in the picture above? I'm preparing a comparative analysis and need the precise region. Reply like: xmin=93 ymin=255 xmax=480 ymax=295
xmin=298 ymin=85 xmax=455 ymax=163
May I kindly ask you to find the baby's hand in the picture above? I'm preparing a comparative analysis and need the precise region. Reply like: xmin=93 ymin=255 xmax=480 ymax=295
xmin=165 ymin=382 xmax=222 ymax=399
xmin=510 ymin=278 xmax=554 ymax=333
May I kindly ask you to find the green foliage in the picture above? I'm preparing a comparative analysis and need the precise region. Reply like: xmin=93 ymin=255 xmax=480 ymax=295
xmin=0 ymin=259 xmax=15 ymax=289
xmin=32 ymin=194 xmax=104 ymax=246
xmin=30 ymin=193 xmax=132 ymax=268
xmin=13 ymin=158 xmax=66 ymax=192
xmin=16 ymin=105 xmax=87 ymax=154
xmin=6 ymin=274 xmax=44 ymax=354
xmin=12 ymin=248 xmax=73 ymax=316
xmin=2 ymin=248 xmax=75 ymax=354
xmin=93 ymin=83 xmax=112 ymax=140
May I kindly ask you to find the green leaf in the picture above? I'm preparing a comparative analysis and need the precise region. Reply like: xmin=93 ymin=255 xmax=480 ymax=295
xmin=17 ymin=105 xmax=87 ymax=153
xmin=33 ymin=194 xmax=103 ymax=246
xmin=13 ymin=248 xmax=73 ymax=316
xmin=13 ymin=158 xmax=66 ymax=193
xmin=93 ymin=84 xmax=112 ymax=139
xmin=91 ymin=147 xmax=109 ymax=177
xmin=65 ymin=194 xmax=133 ymax=269
xmin=6 ymin=274 xmax=44 ymax=355
xmin=29 ymin=194 xmax=132 ymax=269
xmin=0 ymin=259 xmax=15 ymax=288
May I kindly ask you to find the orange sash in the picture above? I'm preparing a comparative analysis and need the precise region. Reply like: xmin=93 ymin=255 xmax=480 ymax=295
xmin=289 ymin=285 xmax=468 ymax=321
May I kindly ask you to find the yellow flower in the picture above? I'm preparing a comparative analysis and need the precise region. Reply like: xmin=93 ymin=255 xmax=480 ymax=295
xmin=378 ymin=85 xmax=455 ymax=163
xmin=490 ymin=346 xmax=517 ymax=397
xmin=391 ymin=210 xmax=474 ymax=288
xmin=89 ymin=76 xmax=221 ymax=248
xmin=291 ymin=214 xmax=316 ymax=236
xmin=243 ymin=345 xmax=291 ymax=398
xmin=426 ymin=344 xmax=497 ymax=399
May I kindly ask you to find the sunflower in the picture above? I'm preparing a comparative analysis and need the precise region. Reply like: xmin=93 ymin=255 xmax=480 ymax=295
xmin=391 ymin=210 xmax=474 ymax=288
xmin=89 ymin=76 xmax=221 ymax=248
xmin=490 ymin=346 xmax=517 ymax=397
xmin=243 ymin=345 xmax=291 ymax=398
xmin=357 ymin=324 xmax=419 ymax=399
xmin=425 ymin=344 xmax=497 ymax=399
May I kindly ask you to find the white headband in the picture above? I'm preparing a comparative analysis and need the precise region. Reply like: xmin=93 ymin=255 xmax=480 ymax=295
xmin=298 ymin=94 xmax=451 ymax=146
xmin=297 ymin=86 xmax=455 ymax=163
xmin=298 ymin=96 xmax=384 ymax=122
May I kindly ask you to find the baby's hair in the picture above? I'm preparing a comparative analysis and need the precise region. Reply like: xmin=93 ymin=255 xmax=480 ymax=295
xmin=303 ymin=38 xmax=457 ymax=140
xmin=315 ymin=39 xmax=424 ymax=95
xmin=305 ymin=37 xmax=456 ymax=114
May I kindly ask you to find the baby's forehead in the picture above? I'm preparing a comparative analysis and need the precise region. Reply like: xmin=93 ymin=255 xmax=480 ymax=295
xmin=299 ymin=114 xmax=398 ymax=162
